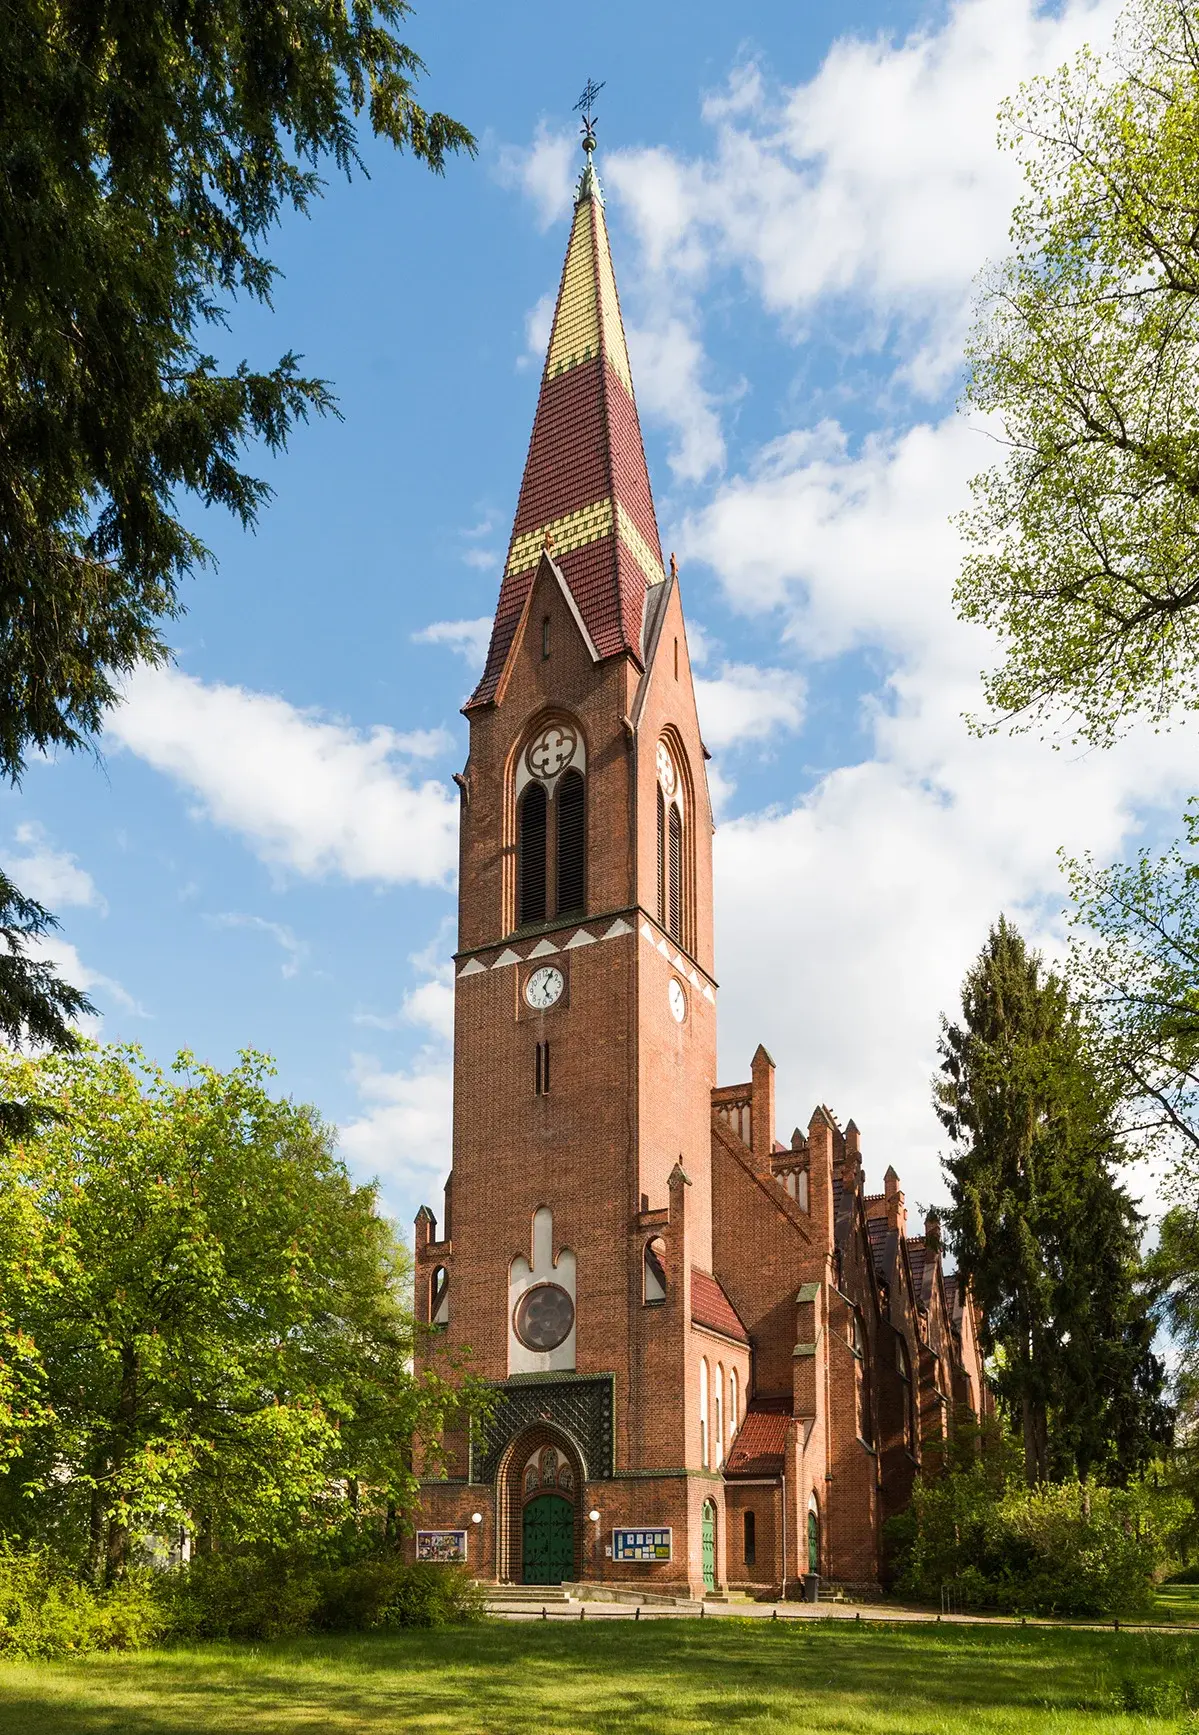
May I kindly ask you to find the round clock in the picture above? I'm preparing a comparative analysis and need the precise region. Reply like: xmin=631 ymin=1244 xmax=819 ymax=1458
xmin=668 ymin=978 xmax=687 ymax=1023
xmin=524 ymin=965 xmax=564 ymax=1010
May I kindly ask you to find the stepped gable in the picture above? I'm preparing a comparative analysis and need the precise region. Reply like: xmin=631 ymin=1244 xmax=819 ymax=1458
xmin=468 ymin=144 xmax=665 ymax=710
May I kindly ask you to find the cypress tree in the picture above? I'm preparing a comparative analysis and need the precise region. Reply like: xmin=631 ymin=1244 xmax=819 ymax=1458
xmin=936 ymin=917 xmax=1167 ymax=1484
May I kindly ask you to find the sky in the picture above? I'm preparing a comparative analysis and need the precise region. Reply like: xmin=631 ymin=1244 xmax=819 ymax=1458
xmin=16 ymin=0 xmax=1195 ymax=1236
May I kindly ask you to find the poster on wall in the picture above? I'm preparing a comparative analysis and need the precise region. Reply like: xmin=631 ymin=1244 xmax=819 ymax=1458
xmin=416 ymin=1530 xmax=468 ymax=1564
xmin=612 ymin=1528 xmax=672 ymax=1562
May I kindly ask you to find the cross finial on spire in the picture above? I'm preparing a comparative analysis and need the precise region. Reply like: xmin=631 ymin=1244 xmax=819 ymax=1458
xmin=573 ymin=78 xmax=606 ymax=153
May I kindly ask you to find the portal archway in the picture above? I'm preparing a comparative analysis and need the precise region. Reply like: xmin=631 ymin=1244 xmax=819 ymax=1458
xmin=496 ymin=1423 xmax=584 ymax=1585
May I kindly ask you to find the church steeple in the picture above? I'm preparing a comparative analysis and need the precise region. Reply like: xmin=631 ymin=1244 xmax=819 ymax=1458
xmin=469 ymin=134 xmax=666 ymax=709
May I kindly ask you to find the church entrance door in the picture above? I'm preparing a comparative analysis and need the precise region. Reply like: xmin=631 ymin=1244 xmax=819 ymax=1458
xmin=701 ymin=1500 xmax=716 ymax=1591
xmin=522 ymin=1495 xmax=575 ymax=1584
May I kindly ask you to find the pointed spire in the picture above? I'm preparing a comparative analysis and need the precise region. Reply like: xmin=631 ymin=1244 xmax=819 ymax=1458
xmin=469 ymin=125 xmax=666 ymax=709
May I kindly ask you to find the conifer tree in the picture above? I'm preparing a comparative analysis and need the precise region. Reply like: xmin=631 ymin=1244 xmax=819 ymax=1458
xmin=936 ymin=918 xmax=1167 ymax=1484
xmin=0 ymin=2 xmax=472 ymax=1067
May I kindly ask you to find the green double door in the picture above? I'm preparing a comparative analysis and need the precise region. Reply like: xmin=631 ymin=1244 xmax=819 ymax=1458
xmin=522 ymin=1494 xmax=575 ymax=1585
xmin=701 ymin=1500 xmax=716 ymax=1591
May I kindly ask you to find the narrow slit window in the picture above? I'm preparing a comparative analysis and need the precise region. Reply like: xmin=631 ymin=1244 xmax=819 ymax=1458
xmin=518 ymin=783 xmax=547 ymax=926
xmin=542 ymin=616 xmax=551 ymax=659
xmin=534 ymin=1041 xmax=551 ymax=1097
xmin=556 ymin=770 xmax=585 ymax=915
xmin=674 ymin=637 xmax=679 ymax=679
xmin=743 ymin=1509 xmax=756 ymax=1566
xmin=668 ymin=805 xmax=683 ymax=943
xmin=643 ymin=1237 xmax=667 ymax=1304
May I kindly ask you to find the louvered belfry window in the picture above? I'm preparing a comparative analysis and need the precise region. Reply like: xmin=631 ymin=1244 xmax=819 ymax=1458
xmin=556 ymin=769 xmax=585 ymax=915
xmin=668 ymin=804 xmax=683 ymax=943
xmin=518 ymin=783 xmax=548 ymax=925
xmin=657 ymin=787 xmax=667 ymax=928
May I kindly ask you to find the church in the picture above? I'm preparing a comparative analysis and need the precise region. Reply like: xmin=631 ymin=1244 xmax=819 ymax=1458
xmin=410 ymin=126 xmax=989 ymax=1600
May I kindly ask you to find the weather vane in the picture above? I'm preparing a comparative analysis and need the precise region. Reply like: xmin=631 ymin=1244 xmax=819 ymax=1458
xmin=573 ymin=78 xmax=606 ymax=151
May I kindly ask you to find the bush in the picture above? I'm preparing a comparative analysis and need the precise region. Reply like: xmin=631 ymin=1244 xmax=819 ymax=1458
xmin=888 ymin=1470 xmax=1178 ymax=1618
xmin=164 ymin=1549 xmax=484 ymax=1641
xmin=0 ymin=1545 xmax=165 ymax=1659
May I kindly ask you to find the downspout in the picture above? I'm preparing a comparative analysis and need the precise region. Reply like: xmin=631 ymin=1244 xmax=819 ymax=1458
xmin=781 ymin=1458 xmax=787 ymax=1598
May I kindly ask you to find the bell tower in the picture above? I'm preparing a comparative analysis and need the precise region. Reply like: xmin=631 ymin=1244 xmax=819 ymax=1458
xmin=413 ymin=126 xmax=743 ymax=1597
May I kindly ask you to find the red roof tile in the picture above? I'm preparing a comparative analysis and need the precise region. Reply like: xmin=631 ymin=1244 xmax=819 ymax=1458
xmin=726 ymin=1408 xmax=790 ymax=1477
xmin=691 ymin=1269 xmax=749 ymax=1343
xmin=469 ymin=165 xmax=664 ymax=709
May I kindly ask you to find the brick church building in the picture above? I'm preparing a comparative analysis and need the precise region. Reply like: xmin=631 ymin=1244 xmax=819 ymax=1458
xmin=411 ymin=131 xmax=988 ymax=1599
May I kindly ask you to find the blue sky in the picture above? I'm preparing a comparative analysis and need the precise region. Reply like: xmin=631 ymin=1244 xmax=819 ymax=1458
xmin=14 ymin=0 xmax=1192 ymax=1232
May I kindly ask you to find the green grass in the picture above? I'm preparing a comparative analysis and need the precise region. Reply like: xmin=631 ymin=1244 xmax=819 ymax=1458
xmin=1 ymin=1620 xmax=1198 ymax=1734
xmin=1156 ymin=1584 xmax=1199 ymax=1626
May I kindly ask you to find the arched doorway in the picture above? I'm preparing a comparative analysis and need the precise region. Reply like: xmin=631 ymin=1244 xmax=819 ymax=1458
xmin=497 ymin=1427 xmax=583 ymax=1585
xmin=701 ymin=1499 xmax=716 ymax=1591
xmin=807 ymin=1500 xmax=820 ymax=1575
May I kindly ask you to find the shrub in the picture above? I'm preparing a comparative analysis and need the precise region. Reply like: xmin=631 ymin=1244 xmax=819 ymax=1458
xmin=0 ymin=1545 xmax=165 ymax=1660
xmin=165 ymin=1549 xmax=484 ymax=1640
xmin=888 ymin=1471 xmax=1178 ymax=1618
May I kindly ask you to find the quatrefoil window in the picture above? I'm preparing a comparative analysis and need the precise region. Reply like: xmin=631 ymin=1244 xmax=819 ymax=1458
xmin=525 ymin=723 xmax=578 ymax=782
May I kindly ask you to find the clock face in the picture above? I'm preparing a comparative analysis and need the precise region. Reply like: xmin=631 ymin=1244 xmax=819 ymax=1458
xmin=524 ymin=965 xmax=565 ymax=1010
xmin=668 ymin=978 xmax=687 ymax=1024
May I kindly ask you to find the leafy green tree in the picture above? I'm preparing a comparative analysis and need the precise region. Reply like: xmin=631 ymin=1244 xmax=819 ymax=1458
xmin=936 ymin=918 xmax=1168 ymax=1484
xmin=0 ymin=0 xmax=473 ymax=781
xmin=957 ymin=0 xmax=1199 ymax=744
xmin=0 ymin=1042 xmax=483 ymax=1583
xmin=0 ymin=4 xmax=471 ymax=1067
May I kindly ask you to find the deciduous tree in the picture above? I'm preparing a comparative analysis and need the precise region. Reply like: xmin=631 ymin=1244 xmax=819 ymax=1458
xmin=957 ymin=0 xmax=1199 ymax=744
xmin=0 ymin=1043 xmax=483 ymax=1583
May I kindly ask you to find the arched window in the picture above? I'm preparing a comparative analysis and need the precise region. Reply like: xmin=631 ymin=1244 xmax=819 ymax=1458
xmin=556 ymin=769 xmax=585 ymax=915
xmin=668 ymin=806 xmax=683 ymax=942
xmin=897 ymin=1337 xmax=916 ymax=1454
xmin=699 ymin=1358 xmax=709 ymax=1468
xmin=656 ymin=786 xmax=667 ymax=928
xmin=729 ymin=1367 xmax=739 ymax=1433
xmin=643 ymin=1237 xmax=667 ymax=1305
xmin=430 ymin=1266 xmax=449 ymax=1326
xmin=715 ymin=1363 xmax=725 ymax=1467
xmin=518 ymin=783 xmax=547 ymax=926
xmin=655 ymin=737 xmax=689 ymax=948
xmin=852 ymin=1310 xmax=873 ymax=1447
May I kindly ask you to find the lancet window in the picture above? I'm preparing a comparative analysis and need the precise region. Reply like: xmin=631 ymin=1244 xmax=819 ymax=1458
xmin=655 ymin=735 xmax=690 ymax=950
xmin=514 ymin=718 xmax=586 ymax=930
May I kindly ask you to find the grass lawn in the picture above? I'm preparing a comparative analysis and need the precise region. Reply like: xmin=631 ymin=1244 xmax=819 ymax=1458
xmin=1157 ymin=1584 xmax=1199 ymax=1626
xmin=1 ymin=1620 xmax=1198 ymax=1734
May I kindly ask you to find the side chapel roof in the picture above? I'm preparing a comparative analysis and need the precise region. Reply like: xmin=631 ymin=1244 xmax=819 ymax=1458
xmin=469 ymin=146 xmax=666 ymax=708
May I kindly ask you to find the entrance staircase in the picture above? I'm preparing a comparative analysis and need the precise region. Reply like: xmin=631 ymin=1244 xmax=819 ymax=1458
xmin=480 ymin=1582 xmax=575 ymax=1619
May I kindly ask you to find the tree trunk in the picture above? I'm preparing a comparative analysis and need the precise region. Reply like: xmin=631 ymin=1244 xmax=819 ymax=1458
xmin=1021 ymin=1394 xmax=1049 ymax=1485
xmin=103 ymin=1342 xmax=140 ymax=1583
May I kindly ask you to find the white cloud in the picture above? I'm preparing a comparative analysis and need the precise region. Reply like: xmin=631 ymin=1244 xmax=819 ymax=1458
xmin=521 ymin=291 xmax=556 ymax=371
xmin=3 ymin=823 xmax=104 ymax=913
xmin=341 ymin=933 xmax=455 ymax=1217
xmin=695 ymin=664 xmax=805 ymax=754
xmin=696 ymin=409 xmax=1196 ymax=1216
xmin=109 ymin=666 xmax=459 ymax=887
xmin=34 ymin=936 xmax=146 ymax=1026
xmin=339 ymin=1053 xmax=452 ymax=1207
xmin=413 ymin=617 xmax=493 ymax=671
xmin=206 ymin=913 xmax=308 ymax=979
xmin=626 ymin=318 xmax=726 ymax=483
xmin=497 ymin=122 xmax=576 ymax=230
xmin=607 ymin=0 xmax=1122 ymax=392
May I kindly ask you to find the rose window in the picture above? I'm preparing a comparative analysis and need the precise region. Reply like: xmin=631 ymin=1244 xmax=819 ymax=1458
xmin=514 ymin=1282 xmax=575 ymax=1351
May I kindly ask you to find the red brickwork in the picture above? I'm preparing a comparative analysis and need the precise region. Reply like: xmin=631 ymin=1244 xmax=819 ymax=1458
xmin=410 ymin=151 xmax=990 ymax=1600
